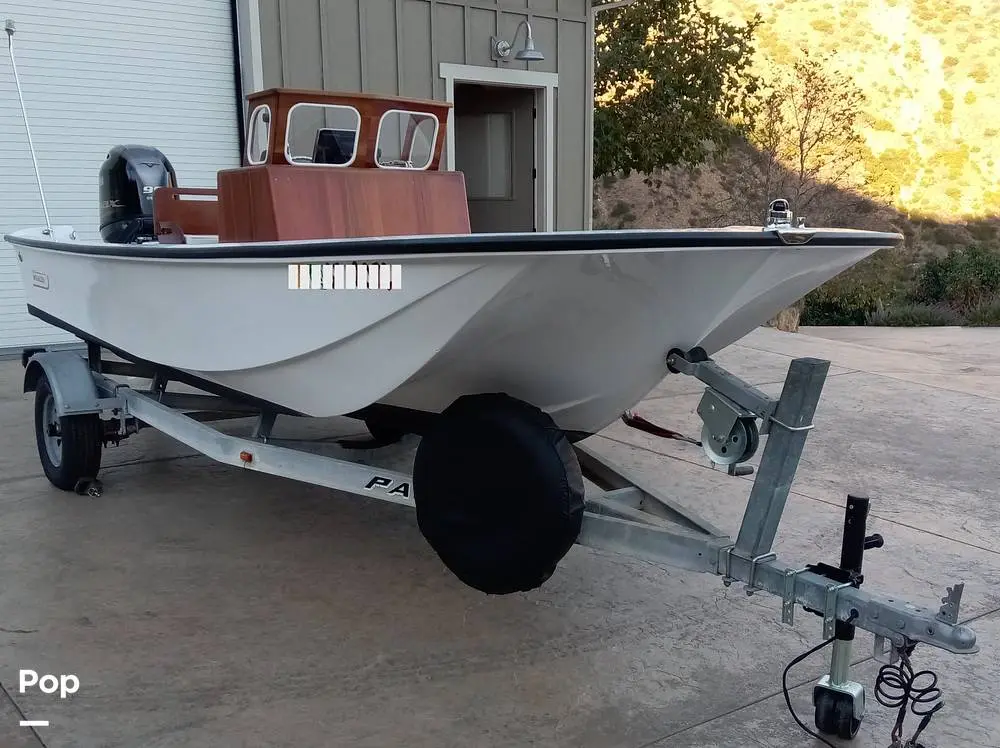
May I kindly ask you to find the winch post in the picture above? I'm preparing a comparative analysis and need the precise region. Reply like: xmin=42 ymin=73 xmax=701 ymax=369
xmin=734 ymin=357 xmax=829 ymax=557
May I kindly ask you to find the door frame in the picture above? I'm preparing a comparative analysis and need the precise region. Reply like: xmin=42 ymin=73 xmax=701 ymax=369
xmin=233 ymin=0 xmax=264 ymax=115
xmin=439 ymin=63 xmax=558 ymax=232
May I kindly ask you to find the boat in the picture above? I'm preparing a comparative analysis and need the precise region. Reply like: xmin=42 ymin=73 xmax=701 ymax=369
xmin=5 ymin=66 xmax=983 ymax=739
xmin=5 ymin=87 xmax=901 ymax=439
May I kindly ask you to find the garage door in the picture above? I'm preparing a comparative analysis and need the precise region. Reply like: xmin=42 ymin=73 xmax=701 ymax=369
xmin=0 ymin=0 xmax=241 ymax=352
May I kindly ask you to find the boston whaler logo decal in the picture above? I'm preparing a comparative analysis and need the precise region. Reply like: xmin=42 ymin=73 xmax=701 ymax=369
xmin=288 ymin=263 xmax=402 ymax=291
xmin=31 ymin=270 xmax=49 ymax=289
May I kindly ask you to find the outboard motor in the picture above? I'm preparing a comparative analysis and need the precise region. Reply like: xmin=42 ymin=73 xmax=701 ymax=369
xmin=99 ymin=145 xmax=177 ymax=243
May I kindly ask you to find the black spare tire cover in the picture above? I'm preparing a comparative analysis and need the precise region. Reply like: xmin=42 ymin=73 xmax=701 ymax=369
xmin=412 ymin=393 xmax=585 ymax=595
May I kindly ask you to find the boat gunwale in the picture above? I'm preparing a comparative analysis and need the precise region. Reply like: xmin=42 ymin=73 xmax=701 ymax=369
xmin=5 ymin=227 xmax=903 ymax=261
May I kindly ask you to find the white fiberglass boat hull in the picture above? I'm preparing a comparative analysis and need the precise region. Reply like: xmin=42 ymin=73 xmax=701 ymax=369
xmin=7 ymin=225 xmax=898 ymax=435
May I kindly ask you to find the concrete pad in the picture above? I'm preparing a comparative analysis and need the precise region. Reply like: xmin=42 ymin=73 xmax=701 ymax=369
xmin=651 ymin=609 xmax=1000 ymax=748
xmin=0 ymin=444 xmax=869 ymax=748
xmin=0 ymin=689 xmax=44 ymax=747
xmin=802 ymin=325 xmax=1000 ymax=370
xmin=738 ymin=327 xmax=1000 ymax=403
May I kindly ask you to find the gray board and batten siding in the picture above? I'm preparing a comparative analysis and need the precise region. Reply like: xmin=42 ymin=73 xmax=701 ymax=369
xmin=255 ymin=0 xmax=594 ymax=231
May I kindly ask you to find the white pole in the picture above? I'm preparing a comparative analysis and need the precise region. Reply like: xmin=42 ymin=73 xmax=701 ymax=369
xmin=5 ymin=18 xmax=52 ymax=233
xmin=592 ymin=0 xmax=639 ymax=14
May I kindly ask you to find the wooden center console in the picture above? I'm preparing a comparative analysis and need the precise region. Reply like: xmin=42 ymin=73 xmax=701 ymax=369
xmin=152 ymin=87 xmax=470 ymax=244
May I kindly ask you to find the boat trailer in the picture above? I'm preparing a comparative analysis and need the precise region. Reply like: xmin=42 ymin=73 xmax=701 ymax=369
xmin=21 ymin=344 xmax=979 ymax=745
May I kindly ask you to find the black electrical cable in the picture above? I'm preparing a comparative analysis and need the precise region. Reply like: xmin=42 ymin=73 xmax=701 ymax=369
xmin=781 ymin=634 xmax=840 ymax=748
xmin=873 ymin=646 xmax=944 ymax=746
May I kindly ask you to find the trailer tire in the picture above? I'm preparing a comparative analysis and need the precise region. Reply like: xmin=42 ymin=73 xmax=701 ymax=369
xmin=33 ymin=372 xmax=103 ymax=492
xmin=813 ymin=686 xmax=862 ymax=739
xmin=413 ymin=392 xmax=585 ymax=595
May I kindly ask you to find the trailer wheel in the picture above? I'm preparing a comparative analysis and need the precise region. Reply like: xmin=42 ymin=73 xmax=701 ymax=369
xmin=33 ymin=372 xmax=103 ymax=492
xmin=413 ymin=393 xmax=585 ymax=595
xmin=813 ymin=686 xmax=862 ymax=740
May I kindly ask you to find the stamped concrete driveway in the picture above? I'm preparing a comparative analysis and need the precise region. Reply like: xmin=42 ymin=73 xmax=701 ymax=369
xmin=0 ymin=326 xmax=998 ymax=748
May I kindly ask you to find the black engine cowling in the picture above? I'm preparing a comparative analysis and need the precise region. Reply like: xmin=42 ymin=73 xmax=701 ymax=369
xmin=99 ymin=145 xmax=177 ymax=243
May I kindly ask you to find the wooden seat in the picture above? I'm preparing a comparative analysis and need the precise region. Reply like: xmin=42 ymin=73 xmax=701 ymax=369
xmin=153 ymin=187 xmax=219 ymax=243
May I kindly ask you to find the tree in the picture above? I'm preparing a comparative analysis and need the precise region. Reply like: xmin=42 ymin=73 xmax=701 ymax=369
xmin=863 ymin=147 xmax=919 ymax=209
xmin=712 ymin=52 xmax=885 ymax=330
xmin=720 ymin=51 xmax=872 ymax=226
xmin=592 ymin=0 xmax=762 ymax=179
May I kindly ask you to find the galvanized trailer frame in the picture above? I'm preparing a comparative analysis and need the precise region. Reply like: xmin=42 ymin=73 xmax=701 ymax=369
xmin=22 ymin=343 xmax=979 ymax=740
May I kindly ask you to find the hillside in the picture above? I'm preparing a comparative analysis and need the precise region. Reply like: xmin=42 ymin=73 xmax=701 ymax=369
xmin=710 ymin=0 xmax=1000 ymax=219
xmin=593 ymin=0 xmax=1000 ymax=328
xmin=596 ymin=0 xmax=1000 ymax=226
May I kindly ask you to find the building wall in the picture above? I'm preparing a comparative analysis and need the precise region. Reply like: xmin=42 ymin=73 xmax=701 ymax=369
xmin=1 ymin=0 xmax=242 ymax=352
xmin=255 ymin=0 xmax=593 ymax=231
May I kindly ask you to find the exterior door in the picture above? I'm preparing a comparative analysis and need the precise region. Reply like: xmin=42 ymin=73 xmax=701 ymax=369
xmin=453 ymin=84 xmax=535 ymax=233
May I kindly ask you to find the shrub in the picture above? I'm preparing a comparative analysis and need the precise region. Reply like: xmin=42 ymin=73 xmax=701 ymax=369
xmin=932 ymin=225 xmax=972 ymax=246
xmin=801 ymin=249 xmax=913 ymax=325
xmin=610 ymin=200 xmax=629 ymax=217
xmin=967 ymin=222 xmax=999 ymax=244
xmin=965 ymin=294 xmax=1000 ymax=326
xmin=599 ymin=199 xmax=637 ymax=229
xmin=911 ymin=244 xmax=1000 ymax=312
xmin=865 ymin=302 xmax=963 ymax=326
xmin=802 ymin=284 xmax=883 ymax=325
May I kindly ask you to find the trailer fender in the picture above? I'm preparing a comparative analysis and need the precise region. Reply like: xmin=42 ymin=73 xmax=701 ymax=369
xmin=23 ymin=351 xmax=107 ymax=417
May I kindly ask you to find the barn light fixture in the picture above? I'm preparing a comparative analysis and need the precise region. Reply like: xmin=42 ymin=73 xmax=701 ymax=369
xmin=491 ymin=19 xmax=545 ymax=63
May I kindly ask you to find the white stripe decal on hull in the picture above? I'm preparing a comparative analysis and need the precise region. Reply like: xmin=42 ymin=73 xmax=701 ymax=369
xmin=287 ymin=263 xmax=403 ymax=290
